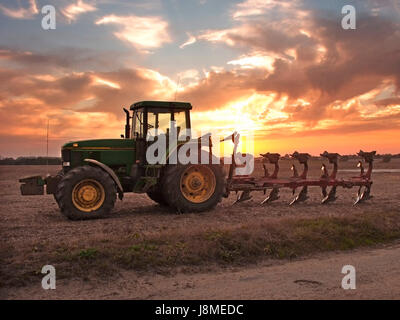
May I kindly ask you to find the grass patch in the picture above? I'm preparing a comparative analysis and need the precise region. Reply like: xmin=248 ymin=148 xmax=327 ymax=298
xmin=3 ymin=211 xmax=400 ymax=287
xmin=78 ymin=248 xmax=98 ymax=259
xmin=57 ymin=211 xmax=400 ymax=271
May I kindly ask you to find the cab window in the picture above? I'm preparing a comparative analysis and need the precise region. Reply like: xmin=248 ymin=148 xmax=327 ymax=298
xmin=132 ymin=109 xmax=144 ymax=138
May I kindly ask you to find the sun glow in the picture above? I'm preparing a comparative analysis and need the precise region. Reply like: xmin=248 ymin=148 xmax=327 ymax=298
xmin=190 ymin=93 xmax=292 ymax=155
xmin=92 ymin=76 xmax=121 ymax=89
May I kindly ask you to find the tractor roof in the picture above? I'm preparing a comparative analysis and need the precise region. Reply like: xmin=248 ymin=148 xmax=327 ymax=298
xmin=130 ymin=101 xmax=192 ymax=110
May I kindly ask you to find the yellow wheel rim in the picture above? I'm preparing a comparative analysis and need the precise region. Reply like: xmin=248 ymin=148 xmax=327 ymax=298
xmin=72 ymin=179 xmax=105 ymax=212
xmin=180 ymin=165 xmax=216 ymax=203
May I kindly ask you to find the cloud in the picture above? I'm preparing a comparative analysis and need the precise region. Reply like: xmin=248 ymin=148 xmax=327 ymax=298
xmin=0 ymin=46 xmax=180 ymax=156
xmin=189 ymin=0 xmax=400 ymax=125
xmin=198 ymin=29 xmax=234 ymax=45
xmin=198 ymin=21 xmax=315 ymax=59
xmin=375 ymin=97 xmax=400 ymax=108
xmin=178 ymin=69 xmax=200 ymax=80
xmin=0 ymin=46 xmax=125 ymax=72
xmin=0 ymin=74 xmax=172 ymax=157
xmin=232 ymin=0 xmax=294 ymax=20
xmin=179 ymin=33 xmax=197 ymax=49
xmin=168 ymin=0 xmax=400 ymax=153
xmin=0 ymin=0 xmax=38 ymax=19
xmin=227 ymin=53 xmax=276 ymax=71
xmin=92 ymin=76 xmax=121 ymax=90
xmin=179 ymin=70 xmax=256 ymax=111
xmin=176 ymin=69 xmax=200 ymax=88
xmin=0 ymin=47 xmax=179 ymax=115
xmin=61 ymin=0 xmax=97 ymax=22
xmin=95 ymin=14 xmax=171 ymax=52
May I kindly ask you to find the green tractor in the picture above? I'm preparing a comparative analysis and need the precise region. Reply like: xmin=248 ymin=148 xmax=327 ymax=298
xmin=19 ymin=101 xmax=226 ymax=220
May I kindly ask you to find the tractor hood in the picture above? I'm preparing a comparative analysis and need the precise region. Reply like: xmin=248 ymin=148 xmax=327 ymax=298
xmin=62 ymin=139 xmax=134 ymax=150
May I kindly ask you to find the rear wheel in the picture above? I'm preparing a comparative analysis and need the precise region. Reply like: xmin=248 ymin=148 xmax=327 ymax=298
xmin=161 ymin=164 xmax=225 ymax=213
xmin=146 ymin=187 xmax=168 ymax=206
xmin=56 ymin=166 xmax=116 ymax=220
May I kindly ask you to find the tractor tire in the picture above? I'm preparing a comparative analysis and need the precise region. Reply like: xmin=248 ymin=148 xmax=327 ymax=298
xmin=161 ymin=164 xmax=225 ymax=213
xmin=56 ymin=165 xmax=116 ymax=220
xmin=53 ymin=170 xmax=64 ymax=208
xmin=146 ymin=188 xmax=168 ymax=206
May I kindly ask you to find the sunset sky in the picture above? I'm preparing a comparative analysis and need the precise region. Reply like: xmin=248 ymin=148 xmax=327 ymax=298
xmin=0 ymin=0 xmax=399 ymax=157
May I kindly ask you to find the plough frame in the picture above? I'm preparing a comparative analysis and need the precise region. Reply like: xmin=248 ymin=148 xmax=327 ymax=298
xmin=222 ymin=132 xmax=375 ymax=205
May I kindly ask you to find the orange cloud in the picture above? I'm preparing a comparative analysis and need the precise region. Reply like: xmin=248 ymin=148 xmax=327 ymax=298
xmin=95 ymin=14 xmax=171 ymax=53
xmin=92 ymin=76 xmax=121 ymax=90
xmin=61 ymin=0 xmax=97 ymax=22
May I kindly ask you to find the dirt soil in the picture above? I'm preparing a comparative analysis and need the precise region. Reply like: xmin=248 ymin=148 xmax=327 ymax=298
xmin=5 ymin=241 xmax=400 ymax=299
xmin=1 ymin=159 xmax=400 ymax=299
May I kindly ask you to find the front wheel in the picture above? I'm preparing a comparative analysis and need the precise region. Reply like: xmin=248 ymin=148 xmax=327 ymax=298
xmin=53 ymin=170 xmax=64 ymax=208
xmin=161 ymin=164 xmax=225 ymax=213
xmin=56 ymin=166 xmax=116 ymax=220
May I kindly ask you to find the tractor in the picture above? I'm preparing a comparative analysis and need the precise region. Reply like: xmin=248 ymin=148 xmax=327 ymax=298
xmin=19 ymin=100 xmax=376 ymax=220
xmin=19 ymin=101 xmax=226 ymax=220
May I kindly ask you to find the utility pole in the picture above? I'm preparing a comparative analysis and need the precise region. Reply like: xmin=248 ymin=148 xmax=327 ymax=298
xmin=46 ymin=118 xmax=49 ymax=174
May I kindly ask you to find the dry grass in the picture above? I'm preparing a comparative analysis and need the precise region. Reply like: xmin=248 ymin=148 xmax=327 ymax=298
xmin=3 ymin=210 xmax=400 ymax=287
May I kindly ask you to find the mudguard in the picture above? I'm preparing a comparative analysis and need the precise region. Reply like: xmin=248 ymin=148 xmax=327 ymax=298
xmin=84 ymin=159 xmax=124 ymax=199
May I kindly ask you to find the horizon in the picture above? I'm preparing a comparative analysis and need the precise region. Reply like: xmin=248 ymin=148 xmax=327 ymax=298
xmin=1 ymin=0 xmax=400 ymax=157
xmin=2 ymin=151 xmax=399 ymax=159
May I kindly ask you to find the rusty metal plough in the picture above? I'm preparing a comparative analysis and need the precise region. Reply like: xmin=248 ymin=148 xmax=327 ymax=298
xmin=222 ymin=132 xmax=375 ymax=206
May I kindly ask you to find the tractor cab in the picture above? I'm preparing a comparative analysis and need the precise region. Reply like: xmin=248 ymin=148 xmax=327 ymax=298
xmin=126 ymin=101 xmax=193 ymax=165
xmin=129 ymin=101 xmax=192 ymax=139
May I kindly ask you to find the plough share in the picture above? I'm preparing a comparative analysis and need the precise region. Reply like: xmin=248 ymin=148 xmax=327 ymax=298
xmin=223 ymin=133 xmax=375 ymax=206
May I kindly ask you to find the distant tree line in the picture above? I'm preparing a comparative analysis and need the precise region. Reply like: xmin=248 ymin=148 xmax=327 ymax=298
xmin=280 ymin=153 xmax=400 ymax=159
xmin=256 ymin=153 xmax=400 ymax=162
xmin=0 ymin=156 xmax=62 ymax=165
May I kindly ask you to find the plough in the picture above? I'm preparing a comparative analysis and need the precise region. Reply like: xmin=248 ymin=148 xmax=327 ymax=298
xmin=222 ymin=132 xmax=375 ymax=206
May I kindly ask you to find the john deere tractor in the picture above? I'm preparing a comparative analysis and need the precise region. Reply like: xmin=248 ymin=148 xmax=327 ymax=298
xmin=19 ymin=101 xmax=226 ymax=220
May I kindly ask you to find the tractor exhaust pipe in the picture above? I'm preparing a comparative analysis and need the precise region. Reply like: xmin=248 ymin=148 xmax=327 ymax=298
xmin=123 ymin=108 xmax=130 ymax=139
